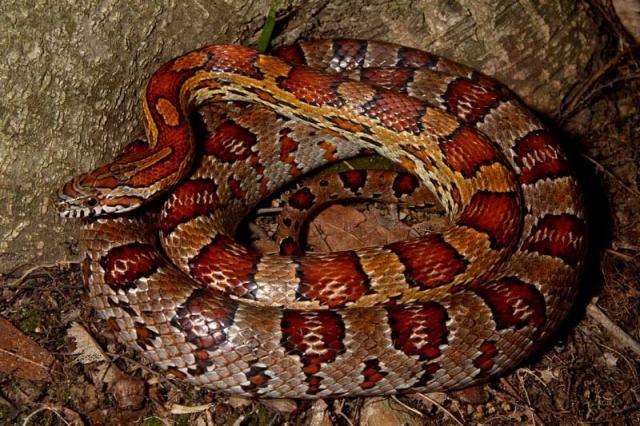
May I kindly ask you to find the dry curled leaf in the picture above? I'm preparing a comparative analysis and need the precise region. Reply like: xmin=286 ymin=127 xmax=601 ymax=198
xmin=261 ymin=398 xmax=298 ymax=414
xmin=307 ymin=399 xmax=332 ymax=426
xmin=67 ymin=322 xmax=109 ymax=364
xmin=111 ymin=374 xmax=146 ymax=410
xmin=308 ymin=204 xmax=411 ymax=251
xmin=0 ymin=316 xmax=57 ymax=381
xmin=360 ymin=397 xmax=423 ymax=426
xmin=67 ymin=322 xmax=120 ymax=383
xmin=168 ymin=402 xmax=214 ymax=414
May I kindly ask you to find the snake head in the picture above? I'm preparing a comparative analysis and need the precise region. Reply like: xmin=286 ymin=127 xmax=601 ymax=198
xmin=56 ymin=166 xmax=142 ymax=218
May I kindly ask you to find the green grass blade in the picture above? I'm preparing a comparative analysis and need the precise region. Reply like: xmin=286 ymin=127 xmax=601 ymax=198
xmin=257 ymin=0 xmax=281 ymax=53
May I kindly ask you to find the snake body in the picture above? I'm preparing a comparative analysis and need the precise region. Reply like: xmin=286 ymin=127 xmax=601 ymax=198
xmin=57 ymin=40 xmax=586 ymax=398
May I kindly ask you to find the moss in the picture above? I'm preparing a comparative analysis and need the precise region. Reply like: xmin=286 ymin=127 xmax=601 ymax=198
xmin=242 ymin=404 xmax=273 ymax=426
xmin=143 ymin=417 xmax=166 ymax=426
xmin=175 ymin=414 xmax=192 ymax=426
xmin=17 ymin=308 xmax=45 ymax=334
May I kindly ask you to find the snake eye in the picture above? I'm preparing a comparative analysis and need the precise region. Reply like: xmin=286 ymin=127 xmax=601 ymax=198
xmin=86 ymin=197 xmax=98 ymax=207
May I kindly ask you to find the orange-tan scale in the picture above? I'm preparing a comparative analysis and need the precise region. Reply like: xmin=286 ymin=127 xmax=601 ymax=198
xmin=58 ymin=39 xmax=586 ymax=398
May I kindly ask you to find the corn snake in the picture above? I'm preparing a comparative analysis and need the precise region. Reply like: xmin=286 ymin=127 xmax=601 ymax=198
xmin=57 ymin=39 xmax=586 ymax=398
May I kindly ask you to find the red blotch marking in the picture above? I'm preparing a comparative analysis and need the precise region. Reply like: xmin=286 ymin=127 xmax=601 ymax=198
xmin=188 ymin=235 xmax=259 ymax=297
xmin=332 ymin=39 xmax=367 ymax=70
xmin=288 ymin=187 xmax=316 ymax=211
xmin=361 ymin=68 xmax=414 ymax=92
xmin=338 ymin=169 xmax=367 ymax=193
xmin=171 ymin=288 xmax=238 ymax=353
xmin=392 ymin=172 xmax=420 ymax=197
xmin=444 ymin=78 xmax=502 ymax=124
xmin=134 ymin=322 xmax=159 ymax=350
xmin=101 ymin=243 xmax=162 ymax=291
xmin=318 ymin=140 xmax=339 ymax=161
xmin=160 ymin=179 xmax=218 ymax=236
xmin=459 ymin=191 xmax=520 ymax=249
xmin=387 ymin=302 xmax=448 ymax=360
xmin=473 ymin=340 xmax=498 ymax=372
xmin=279 ymin=237 xmax=302 ymax=256
xmin=278 ymin=66 xmax=343 ymax=107
xmin=241 ymin=364 xmax=271 ymax=395
xmin=227 ymin=175 xmax=246 ymax=199
xmin=296 ymin=252 xmax=370 ymax=308
xmin=279 ymin=128 xmax=303 ymax=178
xmin=515 ymin=130 xmax=572 ymax=185
xmin=439 ymin=126 xmax=499 ymax=178
xmin=364 ymin=90 xmax=425 ymax=134
xmin=273 ymin=44 xmax=306 ymax=65
xmin=522 ymin=213 xmax=586 ymax=267
xmin=203 ymin=120 xmax=257 ymax=162
xmin=471 ymin=277 xmax=546 ymax=331
xmin=106 ymin=318 xmax=120 ymax=332
xmin=415 ymin=362 xmax=441 ymax=387
xmin=167 ymin=368 xmax=188 ymax=380
xmin=386 ymin=235 xmax=467 ymax=290
xmin=204 ymin=45 xmax=262 ymax=79
xmin=398 ymin=47 xmax=437 ymax=68
xmin=360 ymin=359 xmax=388 ymax=390
xmin=281 ymin=310 xmax=346 ymax=394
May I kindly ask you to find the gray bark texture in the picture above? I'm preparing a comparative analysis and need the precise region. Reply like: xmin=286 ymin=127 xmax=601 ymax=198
xmin=0 ymin=0 xmax=601 ymax=272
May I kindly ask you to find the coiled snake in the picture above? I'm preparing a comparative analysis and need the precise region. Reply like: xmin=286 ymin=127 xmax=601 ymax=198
xmin=57 ymin=39 xmax=586 ymax=398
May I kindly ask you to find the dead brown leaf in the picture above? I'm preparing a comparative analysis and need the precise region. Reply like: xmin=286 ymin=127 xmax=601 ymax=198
xmin=0 ymin=316 xmax=57 ymax=381
xmin=360 ymin=397 xmax=423 ymax=426
xmin=308 ymin=204 xmax=413 ymax=252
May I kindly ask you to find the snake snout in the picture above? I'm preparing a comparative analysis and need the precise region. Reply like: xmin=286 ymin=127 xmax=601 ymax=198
xmin=55 ymin=179 xmax=101 ymax=219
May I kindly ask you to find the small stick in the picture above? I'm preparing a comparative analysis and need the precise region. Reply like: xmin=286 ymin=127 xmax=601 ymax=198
xmin=581 ymin=153 xmax=640 ymax=197
xmin=416 ymin=393 xmax=465 ymax=426
xmin=255 ymin=207 xmax=283 ymax=215
xmin=605 ymin=248 xmax=636 ymax=262
xmin=587 ymin=301 xmax=640 ymax=358
xmin=5 ymin=261 xmax=74 ymax=288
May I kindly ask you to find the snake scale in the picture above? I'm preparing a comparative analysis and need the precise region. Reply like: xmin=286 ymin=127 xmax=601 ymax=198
xmin=57 ymin=39 xmax=586 ymax=398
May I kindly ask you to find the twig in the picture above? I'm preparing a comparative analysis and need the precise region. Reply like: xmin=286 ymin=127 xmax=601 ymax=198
xmin=593 ymin=341 xmax=640 ymax=384
xmin=391 ymin=396 xmax=423 ymax=417
xmin=605 ymin=248 xmax=637 ymax=262
xmin=311 ymin=222 xmax=333 ymax=252
xmin=22 ymin=404 xmax=82 ymax=426
xmin=255 ymin=207 xmax=283 ymax=215
xmin=560 ymin=49 xmax=627 ymax=120
xmin=333 ymin=399 xmax=354 ymax=426
xmin=167 ymin=402 xmax=213 ymax=414
xmin=142 ymin=416 xmax=170 ymax=426
xmin=497 ymin=378 xmax=547 ymax=425
xmin=581 ymin=153 xmax=640 ymax=197
xmin=232 ymin=414 xmax=246 ymax=426
xmin=416 ymin=393 xmax=465 ymax=426
xmin=587 ymin=300 xmax=640 ymax=358
xmin=5 ymin=261 xmax=74 ymax=288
